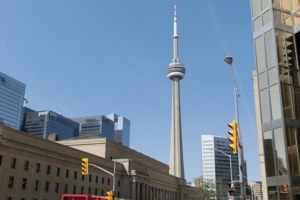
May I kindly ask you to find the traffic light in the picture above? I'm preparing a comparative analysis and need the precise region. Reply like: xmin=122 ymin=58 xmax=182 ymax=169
xmin=106 ymin=190 xmax=114 ymax=200
xmin=81 ymin=158 xmax=89 ymax=175
xmin=228 ymin=182 xmax=236 ymax=196
xmin=228 ymin=120 xmax=238 ymax=154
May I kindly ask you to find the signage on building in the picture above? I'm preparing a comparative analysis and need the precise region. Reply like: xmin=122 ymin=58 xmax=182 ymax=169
xmin=38 ymin=111 xmax=49 ymax=117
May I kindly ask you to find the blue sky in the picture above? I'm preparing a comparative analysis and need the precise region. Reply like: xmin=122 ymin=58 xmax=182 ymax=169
xmin=0 ymin=0 xmax=259 ymax=182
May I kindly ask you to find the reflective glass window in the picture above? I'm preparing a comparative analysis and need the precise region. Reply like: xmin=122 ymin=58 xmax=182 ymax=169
xmin=255 ymin=36 xmax=267 ymax=73
xmin=264 ymin=131 xmax=276 ymax=176
xmin=260 ymin=89 xmax=271 ymax=123
xmin=274 ymin=127 xmax=288 ymax=176
xmin=259 ymin=72 xmax=268 ymax=89
xmin=268 ymin=67 xmax=279 ymax=85
xmin=272 ymin=0 xmax=281 ymax=7
xmin=261 ymin=0 xmax=270 ymax=9
xmin=265 ymin=30 xmax=277 ymax=69
xmin=285 ymin=127 xmax=300 ymax=176
xmin=281 ymin=83 xmax=295 ymax=118
xmin=252 ymin=0 xmax=261 ymax=16
xmin=254 ymin=17 xmax=262 ymax=31
xmin=283 ymin=12 xmax=293 ymax=26
xmin=263 ymin=10 xmax=272 ymax=25
xmin=282 ymin=0 xmax=291 ymax=10
xmin=294 ymin=10 xmax=300 ymax=26
xmin=274 ymin=9 xmax=282 ymax=23
xmin=285 ymin=32 xmax=297 ymax=69
xmin=268 ymin=186 xmax=278 ymax=199
xmin=276 ymin=30 xmax=288 ymax=68
xmin=292 ymin=0 xmax=300 ymax=9
xmin=270 ymin=84 xmax=282 ymax=120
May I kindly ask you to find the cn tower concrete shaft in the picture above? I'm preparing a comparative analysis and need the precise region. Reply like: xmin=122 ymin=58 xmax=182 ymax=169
xmin=169 ymin=77 xmax=185 ymax=178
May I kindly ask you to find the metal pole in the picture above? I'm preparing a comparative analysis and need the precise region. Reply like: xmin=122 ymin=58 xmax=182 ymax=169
xmin=113 ymin=160 xmax=116 ymax=193
xmin=229 ymin=155 xmax=232 ymax=183
xmin=211 ymin=148 xmax=232 ymax=183
xmin=229 ymin=63 xmax=245 ymax=200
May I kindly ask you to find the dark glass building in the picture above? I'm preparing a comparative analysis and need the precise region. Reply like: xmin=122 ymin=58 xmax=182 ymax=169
xmin=251 ymin=0 xmax=300 ymax=199
xmin=22 ymin=109 xmax=79 ymax=140
xmin=71 ymin=115 xmax=115 ymax=142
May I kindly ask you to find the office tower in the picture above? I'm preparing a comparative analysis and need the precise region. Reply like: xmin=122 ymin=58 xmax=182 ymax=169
xmin=167 ymin=1 xmax=185 ymax=179
xmin=107 ymin=113 xmax=130 ymax=147
xmin=22 ymin=110 xmax=79 ymax=140
xmin=248 ymin=181 xmax=263 ymax=200
xmin=71 ymin=115 xmax=114 ymax=142
xmin=250 ymin=1 xmax=300 ymax=199
xmin=201 ymin=135 xmax=239 ymax=197
xmin=0 ymin=72 xmax=26 ymax=130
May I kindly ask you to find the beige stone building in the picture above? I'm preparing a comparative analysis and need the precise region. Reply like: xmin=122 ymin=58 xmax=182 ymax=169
xmin=0 ymin=123 xmax=197 ymax=200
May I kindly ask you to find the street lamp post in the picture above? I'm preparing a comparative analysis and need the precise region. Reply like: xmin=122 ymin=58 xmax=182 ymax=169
xmin=224 ymin=56 xmax=245 ymax=200
xmin=210 ymin=148 xmax=232 ymax=183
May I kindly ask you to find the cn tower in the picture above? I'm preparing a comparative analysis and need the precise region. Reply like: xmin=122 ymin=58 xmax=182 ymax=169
xmin=167 ymin=1 xmax=185 ymax=179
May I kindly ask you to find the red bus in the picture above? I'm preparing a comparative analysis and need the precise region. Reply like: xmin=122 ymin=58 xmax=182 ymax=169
xmin=61 ymin=194 xmax=107 ymax=200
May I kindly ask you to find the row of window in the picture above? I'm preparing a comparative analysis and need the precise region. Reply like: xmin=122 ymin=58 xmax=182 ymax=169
xmin=2 ymin=156 xmax=116 ymax=184
xmin=7 ymin=176 xmax=120 ymax=194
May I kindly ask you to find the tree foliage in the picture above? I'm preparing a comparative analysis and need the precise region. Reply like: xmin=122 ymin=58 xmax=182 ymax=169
xmin=193 ymin=176 xmax=228 ymax=200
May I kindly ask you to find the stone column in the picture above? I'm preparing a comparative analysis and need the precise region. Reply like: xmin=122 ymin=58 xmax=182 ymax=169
xmin=131 ymin=178 xmax=136 ymax=200
xmin=137 ymin=182 xmax=140 ymax=200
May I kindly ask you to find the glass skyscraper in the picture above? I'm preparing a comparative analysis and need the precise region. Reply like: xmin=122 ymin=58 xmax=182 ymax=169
xmin=71 ymin=115 xmax=115 ymax=142
xmin=0 ymin=72 xmax=25 ymax=130
xmin=22 ymin=110 xmax=79 ymax=140
xmin=72 ymin=113 xmax=130 ymax=147
xmin=250 ymin=0 xmax=300 ymax=199
xmin=107 ymin=113 xmax=130 ymax=147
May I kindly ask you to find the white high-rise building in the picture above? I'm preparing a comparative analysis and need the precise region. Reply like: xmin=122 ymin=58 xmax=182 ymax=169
xmin=201 ymin=135 xmax=239 ymax=197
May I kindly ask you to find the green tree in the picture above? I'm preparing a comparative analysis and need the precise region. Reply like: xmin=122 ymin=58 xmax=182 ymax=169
xmin=193 ymin=177 xmax=228 ymax=200
xmin=194 ymin=176 xmax=216 ymax=200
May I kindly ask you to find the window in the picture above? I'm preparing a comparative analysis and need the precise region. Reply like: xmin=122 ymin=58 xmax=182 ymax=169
xmin=74 ymin=171 xmax=77 ymax=179
xmin=21 ymin=178 xmax=27 ymax=189
xmin=36 ymin=163 xmax=40 ymax=173
xmin=95 ymin=188 xmax=98 ymax=195
xmin=118 ymin=180 xmax=120 ymax=187
xmin=65 ymin=169 xmax=69 ymax=178
xmin=64 ymin=184 xmax=68 ymax=193
xmin=89 ymin=174 xmax=92 ymax=182
xmin=0 ymin=155 xmax=3 ymax=166
xmin=81 ymin=186 xmax=84 ymax=194
xmin=11 ymin=158 xmax=16 ymax=169
xmin=73 ymin=185 xmax=76 ymax=194
xmin=55 ymin=183 xmax=59 ymax=193
xmin=108 ymin=178 xmax=110 ymax=185
xmin=96 ymin=176 xmax=98 ymax=183
xmin=102 ymin=177 xmax=104 ymax=184
xmin=6 ymin=197 xmax=12 ymax=200
xmin=20 ymin=198 xmax=25 ymax=200
xmin=34 ymin=180 xmax=39 ymax=191
xmin=45 ymin=181 xmax=49 ymax=192
xmin=88 ymin=187 xmax=91 ymax=194
xmin=23 ymin=160 xmax=29 ymax=171
xmin=8 ymin=176 xmax=14 ymax=188
xmin=82 ymin=175 xmax=84 ymax=181
xmin=46 ymin=165 xmax=51 ymax=175
xmin=56 ymin=167 xmax=60 ymax=176
xmin=101 ymin=189 xmax=104 ymax=196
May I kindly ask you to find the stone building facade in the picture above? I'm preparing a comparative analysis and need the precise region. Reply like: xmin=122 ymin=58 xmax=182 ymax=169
xmin=0 ymin=123 xmax=197 ymax=200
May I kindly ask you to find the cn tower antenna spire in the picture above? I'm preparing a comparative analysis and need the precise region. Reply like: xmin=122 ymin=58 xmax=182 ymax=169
xmin=173 ymin=0 xmax=179 ymax=62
